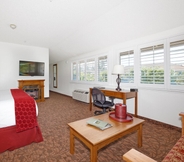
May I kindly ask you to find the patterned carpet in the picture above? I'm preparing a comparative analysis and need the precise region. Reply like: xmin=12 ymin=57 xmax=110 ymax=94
xmin=0 ymin=91 xmax=182 ymax=162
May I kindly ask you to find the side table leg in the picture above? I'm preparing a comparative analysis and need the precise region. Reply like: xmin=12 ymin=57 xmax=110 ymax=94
xmin=137 ymin=124 xmax=143 ymax=147
xmin=70 ymin=129 xmax=75 ymax=154
xmin=91 ymin=146 xmax=97 ymax=162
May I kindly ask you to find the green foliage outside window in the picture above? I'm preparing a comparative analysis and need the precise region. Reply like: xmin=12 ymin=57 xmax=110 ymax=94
xmin=121 ymin=67 xmax=134 ymax=83
xmin=170 ymin=70 xmax=184 ymax=85
xmin=140 ymin=66 xmax=164 ymax=84
xmin=86 ymin=73 xmax=95 ymax=81
xmin=98 ymin=71 xmax=107 ymax=82
xmin=79 ymin=72 xmax=85 ymax=81
xmin=139 ymin=67 xmax=184 ymax=85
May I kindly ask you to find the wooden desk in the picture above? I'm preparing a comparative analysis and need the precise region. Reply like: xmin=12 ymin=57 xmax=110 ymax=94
xmin=89 ymin=88 xmax=138 ymax=117
xmin=68 ymin=112 xmax=144 ymax=162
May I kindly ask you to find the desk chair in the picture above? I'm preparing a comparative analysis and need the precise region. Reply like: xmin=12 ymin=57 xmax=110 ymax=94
xmin=91 ymin=88 xmax=114 ymax=115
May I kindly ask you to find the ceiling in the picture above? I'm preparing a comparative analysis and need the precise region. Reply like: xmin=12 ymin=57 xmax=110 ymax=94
xmin=0 ymin=0 xmax=184 ymax=64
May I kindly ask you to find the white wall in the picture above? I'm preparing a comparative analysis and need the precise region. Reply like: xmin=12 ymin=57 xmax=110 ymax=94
xmin=49 ymin=60 xmax=71 ymax=95
xmin=0 ymin=42 xmax=49 ymax=97
xmin=50 ymin=25 xmax=184 ymax=128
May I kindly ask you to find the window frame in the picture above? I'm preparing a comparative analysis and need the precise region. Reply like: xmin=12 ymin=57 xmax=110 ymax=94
xmin=70 ymin=35 xmax=184 ymax=92
xmin=117 ymin=47 xmax=137 ymax=87
xmin=138 ymin=40 xmax=166 ymax=89
xmin=167 ymin=35 xmax=184 ymax=91
xmin=71 ymin=54 xmax=109 ymax=85
xmin=119 ymin=49 xmax=135 ymax=84
xmin=86 ymin=58 xmax=95 ymax=82
xmin=78 ymin=60 xmax=86 ymax=81
xmin=72 ymin=62 xmax=77 ymax=81
xmin=97 ymin=55 xmax=108 ymax=82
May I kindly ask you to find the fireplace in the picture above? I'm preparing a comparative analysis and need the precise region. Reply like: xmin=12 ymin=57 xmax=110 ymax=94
xmin=18 ymin=80 xmax=45 ymax=102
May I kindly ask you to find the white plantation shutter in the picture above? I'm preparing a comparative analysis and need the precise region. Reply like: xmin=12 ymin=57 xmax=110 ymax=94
xmin=86 ymin=59 xmax=95 ymax=81
xmin=140 ymin=44 xmax=164 ymax=84
xmin=120 ymin=50 xmax=134 ymax=83
xmin=98 ymin=56 xmax=108 ymax=82
xmin=72 ymin=62 xmax=77 ymax=80
xmin=79 ymin=60 xmax=85 ymax=81
xmin=170 ymin=40 xmax=184 ymax=85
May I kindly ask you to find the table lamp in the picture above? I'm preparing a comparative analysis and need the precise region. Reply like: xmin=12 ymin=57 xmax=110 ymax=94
xmin=112 ymin=65 xmax=124 ymax=91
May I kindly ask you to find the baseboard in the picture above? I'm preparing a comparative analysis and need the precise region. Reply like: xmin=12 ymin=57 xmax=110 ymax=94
xmin=131 ymin=113 xmax=181 ymax=132
xmin=49 ymin=90 xmax=72 ymax=98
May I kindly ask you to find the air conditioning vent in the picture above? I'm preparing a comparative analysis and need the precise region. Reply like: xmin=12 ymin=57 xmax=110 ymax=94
xmin=72 ymin=89 xmax=89 ymax=103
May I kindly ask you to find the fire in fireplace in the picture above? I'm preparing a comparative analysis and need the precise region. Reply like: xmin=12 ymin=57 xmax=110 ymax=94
xmin=23 ymin=85 xmax=40 ymax=100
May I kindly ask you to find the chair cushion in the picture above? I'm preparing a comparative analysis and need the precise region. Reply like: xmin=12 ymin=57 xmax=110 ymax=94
xmin=162 ymin=135 xmax=184 ymax=162
xmin=94 ymin=101 xmax=114 ymax=108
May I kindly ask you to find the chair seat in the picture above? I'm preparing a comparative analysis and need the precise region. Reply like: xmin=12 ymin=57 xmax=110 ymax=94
xmin=94 ymin=101 xmax=114 ymax=108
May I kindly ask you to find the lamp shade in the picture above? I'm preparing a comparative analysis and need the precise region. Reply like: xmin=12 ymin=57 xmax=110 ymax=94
xmin=112 ymin=65 xmax=124 ymax=75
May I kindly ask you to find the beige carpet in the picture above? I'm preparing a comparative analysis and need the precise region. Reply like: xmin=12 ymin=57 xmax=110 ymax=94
xmin=0 ymin=91 xmax=181 ymax=162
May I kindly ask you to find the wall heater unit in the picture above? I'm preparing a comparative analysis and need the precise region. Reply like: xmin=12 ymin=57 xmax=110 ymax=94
xmin=72 ymin=89 xmax=89 ymax=103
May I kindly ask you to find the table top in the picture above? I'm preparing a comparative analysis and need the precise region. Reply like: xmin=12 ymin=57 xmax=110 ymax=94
xmin=89 ymin=88 xmax=137 ymax=99
xmin=90 ymin=87 xmax=132 ymax=93
xmin=68 ymin=112 xmax=144 ymax=145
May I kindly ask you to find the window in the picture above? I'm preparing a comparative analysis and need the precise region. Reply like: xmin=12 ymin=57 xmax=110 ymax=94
xmin=71 ymin=55 xmax=108 ymax=82
xmin=98 ymin=56 xmax=108 ymax=82
xmin=170 ymin=40 xmax=184 ymax=85
xmin=72 ymin=62 xmax=77 ymax=81
xmin=79 ymin=61 xmax=85 ymax=81
xmin=86 ymin=59 xmax=95 ymax=81
xmin=120 ymin=50 xmax=134 ymax=83
xmin=71 ymin=35 xmax=184 ymax=91
xmin=140 ymin=44 xmax=164 ymax=84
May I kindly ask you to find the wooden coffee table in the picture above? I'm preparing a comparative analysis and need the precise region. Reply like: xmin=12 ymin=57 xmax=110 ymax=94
xmin=68 ymin=112 xmax=145 ymax=162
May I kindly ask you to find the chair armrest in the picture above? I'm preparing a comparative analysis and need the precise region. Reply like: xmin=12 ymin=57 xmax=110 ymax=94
xmin=123 ymin=148 xmax=157 ymax=162
xmin=179 ymin=112 xmax=184 ymax=117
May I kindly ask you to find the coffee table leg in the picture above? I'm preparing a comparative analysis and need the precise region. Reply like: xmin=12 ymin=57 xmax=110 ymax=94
xmin=70 ymin=129 xmax=75 ymax=154
xmin=137 ymin=124 xmax=143 ymax=147
xmin=91 ymin=146 xmax=97 ymax=162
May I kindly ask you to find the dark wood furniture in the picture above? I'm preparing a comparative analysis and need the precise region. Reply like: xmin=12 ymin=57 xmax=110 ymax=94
xmin=18 ymin=79 xmax=45 ymax=102
xmin=89 ymin=88 xmax=138 ymax=117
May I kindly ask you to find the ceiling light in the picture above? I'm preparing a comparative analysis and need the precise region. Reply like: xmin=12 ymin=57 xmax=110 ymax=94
xmin=10 ymin=24 xmax=16 ymax=29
